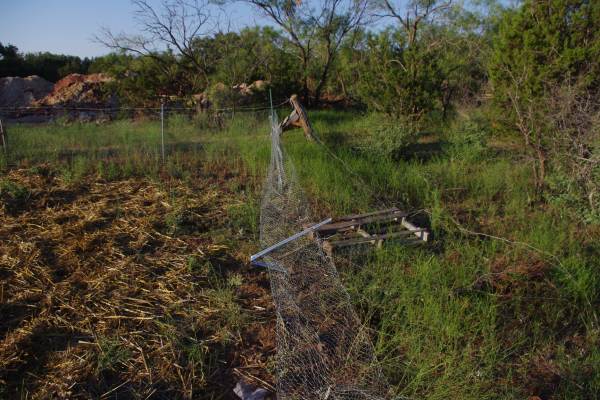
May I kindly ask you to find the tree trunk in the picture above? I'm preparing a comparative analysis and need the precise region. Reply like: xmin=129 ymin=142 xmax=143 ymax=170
xmin=301 ymin=55 xmax=310 ymax=106
xmin=314 ymin=61 xmax=331 ymax=107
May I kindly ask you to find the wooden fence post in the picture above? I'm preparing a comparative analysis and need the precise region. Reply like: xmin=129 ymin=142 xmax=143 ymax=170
xmin=0 ymin=119 xmax=7 ymax=154
xmin=284 ymin=94 xmax=315 ymax=141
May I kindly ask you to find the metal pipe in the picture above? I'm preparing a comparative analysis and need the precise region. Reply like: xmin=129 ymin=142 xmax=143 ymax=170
xmin=250 ymin=217 xmax=332 ymax=262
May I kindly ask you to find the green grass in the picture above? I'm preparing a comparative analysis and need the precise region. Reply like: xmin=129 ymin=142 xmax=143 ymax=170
xmin=96 ymin=336 xmax=132 ymax=372
xmin=2 ymin=109 xmax=598 ymax=399
xmin=208 ymin=109 xmax=600 ymax=399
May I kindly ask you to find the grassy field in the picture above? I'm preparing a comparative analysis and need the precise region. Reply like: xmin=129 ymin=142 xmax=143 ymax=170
xmin=0 ymin=110 xmax=599 ymax=399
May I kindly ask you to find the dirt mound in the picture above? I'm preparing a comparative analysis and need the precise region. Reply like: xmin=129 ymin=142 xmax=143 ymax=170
xmin=36 ymin=73 xmax=116 ymax=108
xmin=0 ymin=76 xmax=54 ymax=108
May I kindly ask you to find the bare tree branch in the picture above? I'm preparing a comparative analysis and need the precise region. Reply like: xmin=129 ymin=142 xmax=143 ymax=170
xmin=375 ymin=0 xmax=452 ymax=46
xmin=94 ymin=0 xmax=222 ymax=87
xmin=242 ymin=0 xmax=369 ymax=104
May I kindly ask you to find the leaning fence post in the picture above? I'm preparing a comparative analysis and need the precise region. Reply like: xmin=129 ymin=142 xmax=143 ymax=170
xmin=290 ymin=95 xmax=315 ymax=141
xmin=160 ymin=99 xmax=165 ymax=163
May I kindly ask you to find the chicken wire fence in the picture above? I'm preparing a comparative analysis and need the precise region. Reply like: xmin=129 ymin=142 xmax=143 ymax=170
xmin=258 ymin=113 xmax=389 ymax=399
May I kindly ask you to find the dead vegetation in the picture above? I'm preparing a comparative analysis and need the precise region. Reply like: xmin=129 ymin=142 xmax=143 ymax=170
xmin=0 ymin=166 xmax=275 ymax=399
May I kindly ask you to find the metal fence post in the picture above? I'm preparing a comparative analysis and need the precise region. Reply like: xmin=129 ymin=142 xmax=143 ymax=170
xmin=160 ymin=101 xmax=165 ymax=163
xmin=269 ymin=88 xmax=274 ymax=120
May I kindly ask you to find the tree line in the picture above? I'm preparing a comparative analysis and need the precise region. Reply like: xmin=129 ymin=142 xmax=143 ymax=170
xmin=0 ymin=43 xmax=91 ymax=82
xmin=1 ymin=0 xmax=598 ymax=219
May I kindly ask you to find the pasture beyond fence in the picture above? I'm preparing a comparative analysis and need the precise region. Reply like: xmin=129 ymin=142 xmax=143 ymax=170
xmin=0 ymin=100 xmax=289 ymax=168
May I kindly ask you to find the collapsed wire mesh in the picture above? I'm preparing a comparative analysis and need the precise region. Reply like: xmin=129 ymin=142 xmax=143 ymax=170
xmin=259 ymin=113 xmax=389 ymax=399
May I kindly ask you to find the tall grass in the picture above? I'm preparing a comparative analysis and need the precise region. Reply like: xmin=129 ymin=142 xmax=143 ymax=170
xmin=215 ymin=109 xmax=600 ymax=399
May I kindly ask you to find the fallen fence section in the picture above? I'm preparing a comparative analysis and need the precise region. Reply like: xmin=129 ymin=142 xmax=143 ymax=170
xmin=259 ymin=114 xmax=389 ymax=399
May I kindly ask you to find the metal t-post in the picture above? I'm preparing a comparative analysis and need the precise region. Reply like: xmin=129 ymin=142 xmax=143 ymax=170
xmin=160 ymin=101 xmax=165 ymax=163
xmin=269 ymin=88 xmax=274 ymax=121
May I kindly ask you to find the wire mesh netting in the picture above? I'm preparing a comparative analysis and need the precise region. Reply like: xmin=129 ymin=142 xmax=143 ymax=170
xmin=258 ymin=113 xmax=389 ymax=399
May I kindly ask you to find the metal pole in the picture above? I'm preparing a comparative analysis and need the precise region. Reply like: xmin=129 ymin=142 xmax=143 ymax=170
xmin=250 ymin=217 xmax=332 ymax=262
xmin=269 ymin=88 xmax=274 ymax=120
xmin=160 ymin=101 xmax=165 ymax=163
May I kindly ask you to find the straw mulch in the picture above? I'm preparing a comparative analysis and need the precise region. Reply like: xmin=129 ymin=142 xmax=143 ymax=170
xmin=0 ymin=167 xmax=275 ymax=399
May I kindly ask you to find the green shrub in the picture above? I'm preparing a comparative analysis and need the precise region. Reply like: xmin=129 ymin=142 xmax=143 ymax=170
xmin=445 ymin=115 xmax=490 ymax=162
xmin=366 ymin=120 xmax=419 ymax=158
xmin=488 ymin=0 xmax=600 ymax=191
xmin=355 ymin=30 xmax=445 ymax=122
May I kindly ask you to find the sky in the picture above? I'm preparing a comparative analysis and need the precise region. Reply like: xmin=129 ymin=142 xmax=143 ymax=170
xmin=0 ymin=0 xmax=266 ymax=58
xmin=1 ymin=0 xmax=513 ymax=58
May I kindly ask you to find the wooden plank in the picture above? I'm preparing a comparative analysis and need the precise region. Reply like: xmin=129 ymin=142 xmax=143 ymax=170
xmin=280 ymin=110 xmax=301 ymax=131
xmin=316 ymin=210 xmax=407 ymax=234
xmin=401 ymin=217 xmax=429 ymax=241
xmin=328 ymin=232 xmax=425 ymax=249
xmin=334 ymin=207 xmax=401 ymax=222
xmin=355 ymin=228 xmax=371 ymax=238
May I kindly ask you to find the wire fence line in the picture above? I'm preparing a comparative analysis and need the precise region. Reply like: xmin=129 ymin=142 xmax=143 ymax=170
xmin=0 ymin=99 xmax=292 ymax=165
xmin=257 ymin=112 xmax=389 ymax=399
xmin=0 ymin=99 xmax=290 ymax=113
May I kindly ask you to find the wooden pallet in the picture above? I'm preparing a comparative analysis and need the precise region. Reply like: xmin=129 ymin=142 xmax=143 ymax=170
xmin=314 ymin=207 xmax=429 ymax=255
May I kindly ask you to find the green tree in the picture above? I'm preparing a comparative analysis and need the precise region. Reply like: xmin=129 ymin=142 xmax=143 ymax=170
xmin=355 ymin=28 xmax=445 ymax=123
xmin=489 ymin=0 xmax=600 ymax=189
xmin=207 ymin=27 xmax=301 ymax=99
xmin=0 ymin=43 xmax=23 ymax=77
xmin=243 ymin=0 xmax=369 ymax=105
xmin=90 ymin=51 xmax=200 ymax=106
xmin=0 ymin=43 xmax=90 ymax=81
xmin=350 ymin=1 xmax=452 ymax=122
xmin=96 ymin=0 xmax=218 ymax=90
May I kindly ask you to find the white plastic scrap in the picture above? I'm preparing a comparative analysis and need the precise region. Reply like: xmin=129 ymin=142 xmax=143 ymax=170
xmin=233 ymin=381 xmax=270 ymax=400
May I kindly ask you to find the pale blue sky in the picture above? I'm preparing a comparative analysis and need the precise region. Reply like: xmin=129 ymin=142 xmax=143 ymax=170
xmin=1 ymin=0 xmax=510 ymax=58
xmin=0 ymin=0 xmax=267 ymax=57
